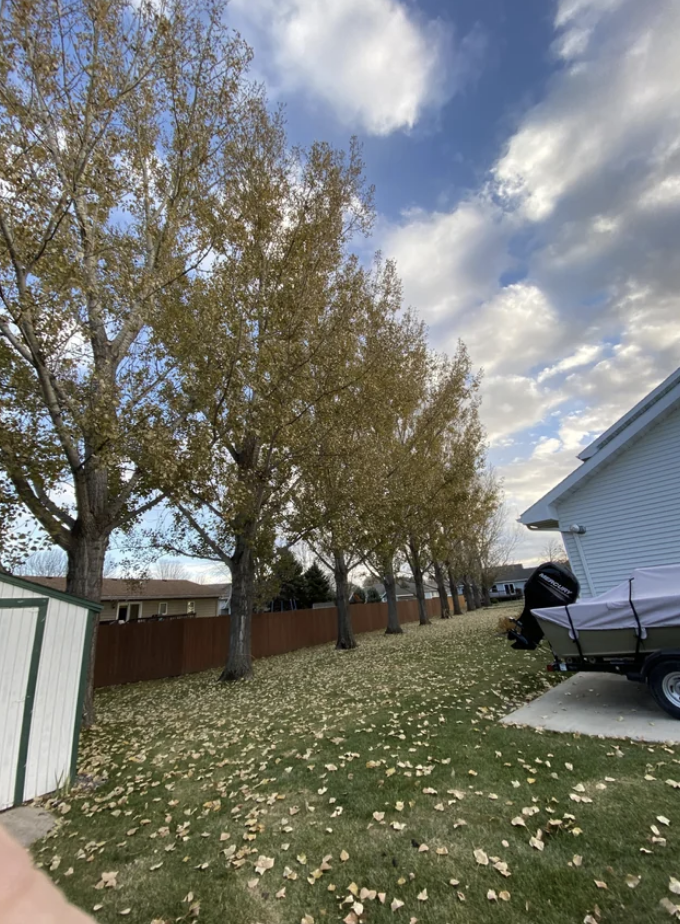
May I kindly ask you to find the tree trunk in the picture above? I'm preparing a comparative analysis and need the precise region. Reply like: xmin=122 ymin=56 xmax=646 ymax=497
xmin=481 ymin=579 xmax=492 ymax=608
xmin=463 ymin=576 xmax=476 ymax=611
xmin=334 ymin=551 xmax=356 ymax=649
xmin=447 ymin=563 xmax=463 ymax=615
xmin=409 ymin=542 xmax=430 ymax=625
xmin=433 ymin=560 xmax=451 ymax=619
xmin=383 ymin=561 xmax=402 ymax=634
xmin=66 ymin=525 xmax=109 ymax=729
xmin=219 ymin=532 xmax=254 ymax=681
xmin=472 ymin=581 xmax=482 ymax=609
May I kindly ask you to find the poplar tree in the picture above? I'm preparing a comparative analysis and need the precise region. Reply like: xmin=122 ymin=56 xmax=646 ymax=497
xmin=151 ymin=112 xmax=375 ymax=678
xmin=0 ymin=0 xmax=254 ymax=721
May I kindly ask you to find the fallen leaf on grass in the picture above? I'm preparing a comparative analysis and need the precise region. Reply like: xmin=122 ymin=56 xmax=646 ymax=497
xmin=255 ymin=856 xmax=274 ymax=875
xmin=474 ymin=849 xmax=489 ymax=866
xmin=594 ymin=880 xmax=608 ymax=890
xmin=391 ymin=898 xmax=404 ymax=911
xmin=499 ymin=891 xmax=511 ymax=901
xmin=660 ymin=897 xmax=680 ymax=917
xmin=487 ymin=890 xmax=498 ymax=901
xmin=95 ymin=871 xmax=118 ymax=890
xmin=340 ymin=850 xmax=350 ymax=862
xmin=625 ymin=875 xmax=641 ymax=889
xmin=670 ymin=878 xmax=680 ymax=896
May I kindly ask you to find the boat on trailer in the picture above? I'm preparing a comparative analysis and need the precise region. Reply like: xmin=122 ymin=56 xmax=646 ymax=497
xmin=507 ymin=562 xmax=680 ymax=719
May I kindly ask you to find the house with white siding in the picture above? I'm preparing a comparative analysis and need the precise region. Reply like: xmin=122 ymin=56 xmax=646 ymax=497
xmin=520 ymin=367 xmax=680 ymax=597
xmin=489 ymin=564 xmax=534 ymax=599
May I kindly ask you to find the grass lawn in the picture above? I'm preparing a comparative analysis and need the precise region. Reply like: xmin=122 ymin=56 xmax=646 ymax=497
xmin=35 ymin=607 xmax=680 ymax=924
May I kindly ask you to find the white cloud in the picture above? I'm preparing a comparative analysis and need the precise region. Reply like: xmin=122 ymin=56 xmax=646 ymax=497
xmin=537 ymin=344 xmax=604 ymax=382
xmin=480 ymin=375 xmax=565 ymax=447
xmin=380 ymin=0 xmax=680 ymax=560
xmin=230 ymin=0 xmax=460 ymax=135
xmin=381 ymin=199 xmax=512 ymax=329
xmin=495 ymin=0 xmax=680 ymax=222
xmin=462 ymin=284 xmax=563 ymax=377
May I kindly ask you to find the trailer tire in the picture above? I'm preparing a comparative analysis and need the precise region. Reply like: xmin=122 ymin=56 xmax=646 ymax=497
xmin=648 ymin=659 xmax=680 ymax=719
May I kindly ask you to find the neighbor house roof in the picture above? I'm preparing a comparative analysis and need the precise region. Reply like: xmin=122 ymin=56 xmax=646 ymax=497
xmin=492 ymin=564 xmax=534 ymax=583
xmin=23 ymin=577 xmax=230 ymax=601
xmin=366 ymin=578 xmax=438 ymax=598
xmin=520 ymin=366 xmax=680 ymax=530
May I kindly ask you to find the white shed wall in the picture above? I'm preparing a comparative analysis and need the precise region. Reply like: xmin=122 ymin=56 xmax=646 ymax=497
xmin=0 ymin=605 xmax=39 ymax=810
xmin=0 ymin=577 xmax=93 ymax=809
xmin=23 ymin=599 xmax=86 ymax=801
xmin=0 ymin=581 xmax=46 ymax=600
xmin=556 ymin=405 xmax=680 ymax=596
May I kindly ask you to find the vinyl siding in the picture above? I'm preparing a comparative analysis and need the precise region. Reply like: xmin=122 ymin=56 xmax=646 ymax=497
xmin=556 ymin=404 xmax=680 ymax=596
xmin=0 ymin=578 xmax=91 ymax=808
xmin=23 ymin=598 xmax=84 ymax=801
xmin=0 ymin=604 xmax=38 ymax=809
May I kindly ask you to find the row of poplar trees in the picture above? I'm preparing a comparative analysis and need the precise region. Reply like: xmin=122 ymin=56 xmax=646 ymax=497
xmin=0 ymin=0 xmax=494 ymax=723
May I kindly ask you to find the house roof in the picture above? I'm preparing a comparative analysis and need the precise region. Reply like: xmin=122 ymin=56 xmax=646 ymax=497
xmin=492 ymin=564 xmax=534 ymax=583
xmin=521 ymin=366 xmax=680 ymax=529
xmin=366 ymin=578 xmax=439 ymax=597
xmin=0 ymin=572 xmax=103 ymax=611
xmin=22 ymin=577 xmax=230 ymax=601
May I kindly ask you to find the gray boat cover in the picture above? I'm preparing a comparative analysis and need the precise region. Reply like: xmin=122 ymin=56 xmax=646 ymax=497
xmin=532 ymin=563 xmax=680 ymax=638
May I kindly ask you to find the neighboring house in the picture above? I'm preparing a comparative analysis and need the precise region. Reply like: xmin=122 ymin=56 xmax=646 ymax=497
xmin=489 ymin=564 xmax=535 ymax=600
xmin=23 ymin=577 xmax=231 ymax=622
xmin=520 ymin=366 xmax=680 ymax=597
xmin=366 ymin=579 xmax=439 ymax=602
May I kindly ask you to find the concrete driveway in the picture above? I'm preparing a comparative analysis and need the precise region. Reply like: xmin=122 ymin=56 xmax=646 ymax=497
xmin=502 ymin=672 xmax=680 ymax=743
xmin=0 ymin=806 xmax=55 ymax=847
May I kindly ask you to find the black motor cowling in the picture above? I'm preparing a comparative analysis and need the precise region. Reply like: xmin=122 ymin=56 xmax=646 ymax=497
xmin=508 ymin=562 xmax=580 ymax=650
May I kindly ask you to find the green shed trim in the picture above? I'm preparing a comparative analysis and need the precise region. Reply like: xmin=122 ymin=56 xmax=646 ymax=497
xmin=70 ymin=610 xmax=98 ymax=781
xmin=0 ymin=572 xmax=103 ymax=612
xmin=0 ymin=598 xmax=50 ymax=807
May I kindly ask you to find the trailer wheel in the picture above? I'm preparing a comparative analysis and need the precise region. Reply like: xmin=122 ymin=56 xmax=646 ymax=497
xmin=648 ymin=659 xmax=680 ymax=719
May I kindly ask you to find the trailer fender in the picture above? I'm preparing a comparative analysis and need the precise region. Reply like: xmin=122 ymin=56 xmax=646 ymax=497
xmin=634 ymin=650 xmax=680 ymax=683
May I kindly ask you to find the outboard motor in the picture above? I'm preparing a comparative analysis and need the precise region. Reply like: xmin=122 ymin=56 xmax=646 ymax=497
xmin=508 ymin=562 xmax=580 ymax=650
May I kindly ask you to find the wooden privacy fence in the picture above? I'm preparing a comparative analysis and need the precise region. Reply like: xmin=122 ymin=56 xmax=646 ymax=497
xmin=93 ymin=596 xmax=459 ymax=688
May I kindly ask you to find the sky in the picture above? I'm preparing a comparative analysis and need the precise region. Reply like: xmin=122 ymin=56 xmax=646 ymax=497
xmin=221 ymin=0 xmax=680 ymax=565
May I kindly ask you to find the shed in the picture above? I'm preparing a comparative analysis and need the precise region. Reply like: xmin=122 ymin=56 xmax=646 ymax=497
xmin=0 ymin=573 xmax=101 ymax=811
xmin=519 ymin=366 xmax=680 ymax=598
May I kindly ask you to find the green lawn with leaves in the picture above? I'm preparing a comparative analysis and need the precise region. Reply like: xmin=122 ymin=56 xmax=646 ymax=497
xmin=36 ymin=608 xmax=680 ymax=924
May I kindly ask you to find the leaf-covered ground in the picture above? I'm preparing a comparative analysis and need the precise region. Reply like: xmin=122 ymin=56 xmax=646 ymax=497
xmin=36 ymin=608 xmax=680 ymax=924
